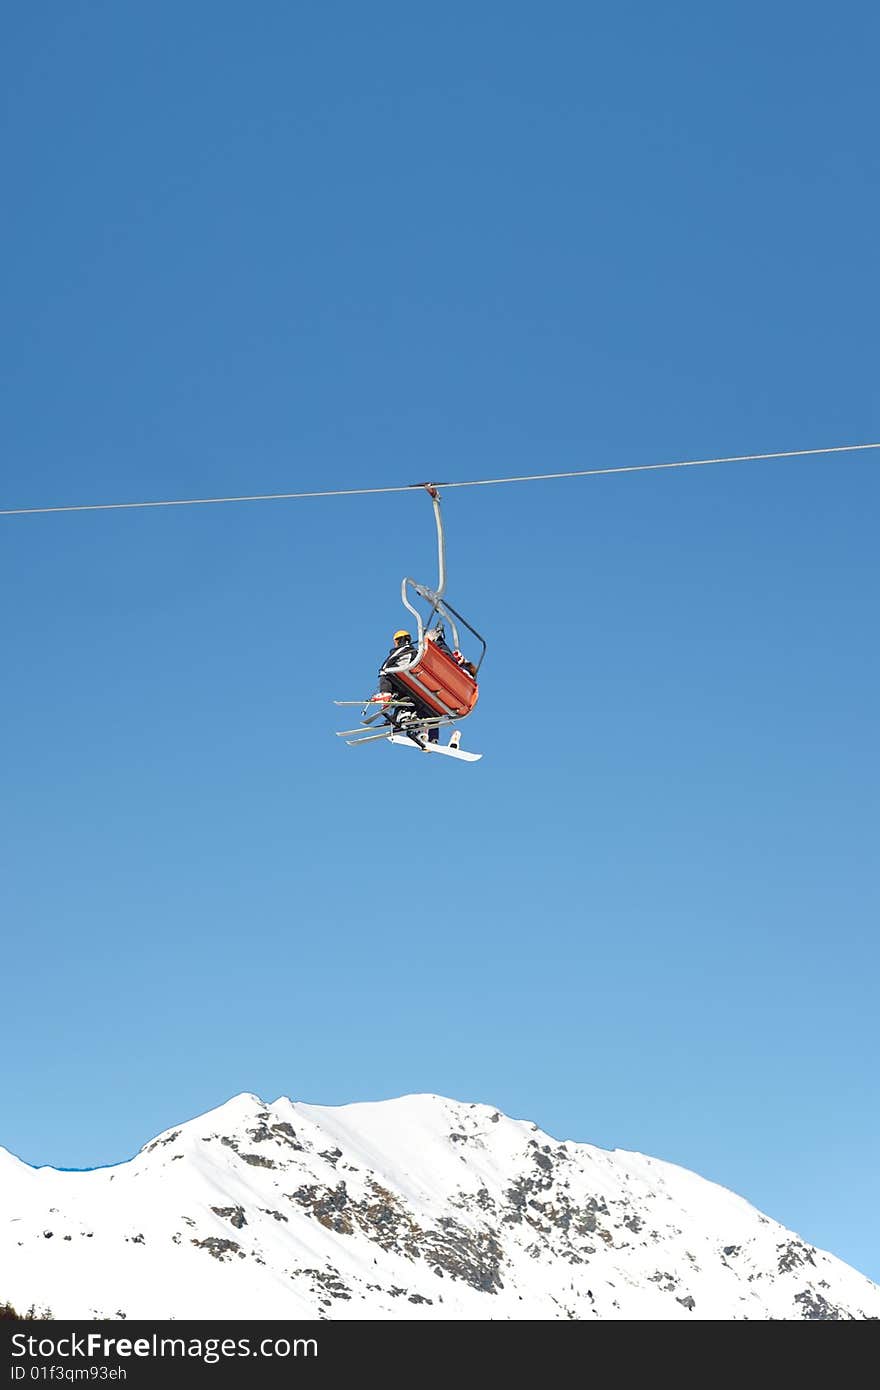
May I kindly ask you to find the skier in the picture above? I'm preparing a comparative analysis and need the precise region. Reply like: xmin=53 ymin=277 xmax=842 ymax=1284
xmin=425 ymin=622 xmax=478 ymax=677
xmin=373 ymin=629 xmax=439 ymax=743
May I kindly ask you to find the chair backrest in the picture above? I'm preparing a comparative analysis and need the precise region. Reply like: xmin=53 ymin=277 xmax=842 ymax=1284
xmin=393 ymin=640 xmax=479 ymax=717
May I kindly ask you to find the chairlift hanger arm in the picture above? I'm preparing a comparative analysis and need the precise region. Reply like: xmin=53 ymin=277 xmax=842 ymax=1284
xmin=411 ymin=482 xmax=446 ymax=603
xmin=387 ymin=483 xmax=486 ymax=676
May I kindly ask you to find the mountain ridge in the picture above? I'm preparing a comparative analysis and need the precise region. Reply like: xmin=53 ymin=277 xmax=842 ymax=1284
xmin=3 ymin=1090 xmax=878 ymax=1321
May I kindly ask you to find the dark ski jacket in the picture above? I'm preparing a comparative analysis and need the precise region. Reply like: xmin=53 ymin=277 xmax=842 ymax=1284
xmin=378 ymin=640 xmax=416 ymax=696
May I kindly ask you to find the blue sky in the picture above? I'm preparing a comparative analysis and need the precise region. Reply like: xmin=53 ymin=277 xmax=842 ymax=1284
xmin=2 ymin=3 xmax=878 ymax=1286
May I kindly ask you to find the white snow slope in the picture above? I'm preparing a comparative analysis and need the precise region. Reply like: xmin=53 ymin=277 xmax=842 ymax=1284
xmin=2 ymin=1091 xmax=878 ymax=1321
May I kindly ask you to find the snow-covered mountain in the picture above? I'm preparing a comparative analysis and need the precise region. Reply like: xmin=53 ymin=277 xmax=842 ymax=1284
xmin=2 ymin=1091 xmax=878 ymax=1321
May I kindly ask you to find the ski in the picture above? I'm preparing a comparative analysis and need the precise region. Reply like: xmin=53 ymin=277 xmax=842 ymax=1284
xmin=344 ymin=730 xmax=396 ymax=747
xmin=333 ymin=699 xmax=412 ymax=708
xmin=389 ymin=733 xmax=482 ymax=761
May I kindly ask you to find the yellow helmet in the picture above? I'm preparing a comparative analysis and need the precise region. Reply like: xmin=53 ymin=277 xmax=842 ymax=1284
xmin=393 ymin=629 xmax=412 ymax=643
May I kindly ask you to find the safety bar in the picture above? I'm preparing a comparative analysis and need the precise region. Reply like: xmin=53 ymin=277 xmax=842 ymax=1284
xmin=394 ymin=580 xmax=486 ymax=676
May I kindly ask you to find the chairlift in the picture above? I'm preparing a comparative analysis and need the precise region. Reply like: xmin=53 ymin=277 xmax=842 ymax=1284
xmin=334 ymin=484 xmax=486 ymax=761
